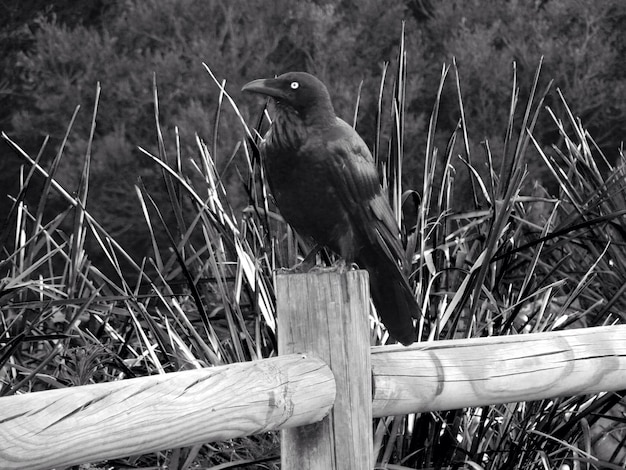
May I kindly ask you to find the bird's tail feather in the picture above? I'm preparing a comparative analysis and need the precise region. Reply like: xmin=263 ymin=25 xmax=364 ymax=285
xmin=359 ymin=246 xmax=419 ymax=346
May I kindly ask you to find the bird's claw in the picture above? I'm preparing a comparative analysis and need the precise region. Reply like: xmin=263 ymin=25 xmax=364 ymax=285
xmin=306 ymin=259 xmax=355 ymax=274
xmin=278 ymin=257 xmax=317 ymax=274
xmin=278 ymin=258 xmax=357 ymax=275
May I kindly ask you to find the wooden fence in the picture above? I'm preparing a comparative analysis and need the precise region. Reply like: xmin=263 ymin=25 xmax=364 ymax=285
xmin=1 ymin=271 xmax=626 ymax=469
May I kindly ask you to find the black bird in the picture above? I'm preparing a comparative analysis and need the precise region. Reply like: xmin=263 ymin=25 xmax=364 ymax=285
xmin=243 ymin=72 xmax=418 ymax=345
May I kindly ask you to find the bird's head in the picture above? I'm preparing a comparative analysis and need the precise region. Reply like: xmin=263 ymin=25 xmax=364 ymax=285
xmin=242 ymin=72 xmax=335 ymax=123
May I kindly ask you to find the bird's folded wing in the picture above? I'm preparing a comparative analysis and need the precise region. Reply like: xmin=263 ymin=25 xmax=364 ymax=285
xmin=324 ymin=119 xmax=408 ymax=269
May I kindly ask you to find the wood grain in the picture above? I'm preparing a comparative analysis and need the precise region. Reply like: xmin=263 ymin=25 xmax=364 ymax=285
xmin=0 ymin=354 xmax=334 ymax=470
xmin=3 ymin=270 xmax=625 ymax=469
xmin=372 ymin=325 xmax=626 ymax=417
xmin=277 ymin=270 xmax=373 ymax=470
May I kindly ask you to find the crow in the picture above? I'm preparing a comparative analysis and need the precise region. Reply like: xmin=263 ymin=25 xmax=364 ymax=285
xmin=243 ymin=72 xmax=418 ymax=345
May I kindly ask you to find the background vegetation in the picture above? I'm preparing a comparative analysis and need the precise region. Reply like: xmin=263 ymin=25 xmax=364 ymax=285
xmin=1 ymin=0 xmax=626 ymax=468
xmin=2 ymin=0 xmax=626 ymax=268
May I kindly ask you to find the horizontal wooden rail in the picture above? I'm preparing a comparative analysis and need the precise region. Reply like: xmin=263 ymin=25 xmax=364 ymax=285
xmin=2 ymin=285 xmax=626 ymax=470
xmin=0 ymin=353 xmax=335 ymax=470
xmin=372 ymin=325 xmax=626 ymax=417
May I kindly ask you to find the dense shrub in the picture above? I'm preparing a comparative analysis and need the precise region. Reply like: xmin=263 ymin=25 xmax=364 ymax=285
xmin=2 ymin=0 xmax=626 ymax=262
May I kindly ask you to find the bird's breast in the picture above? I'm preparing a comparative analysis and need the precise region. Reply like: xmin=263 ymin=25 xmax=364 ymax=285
xmin=263 ymin=143 xmax=353 ymax=256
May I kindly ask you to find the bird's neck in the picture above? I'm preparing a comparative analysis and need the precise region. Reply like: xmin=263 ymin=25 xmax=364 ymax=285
xmin=270 ymin=105 xmax=335 ymax=150
xmin=305 ymin=101 xmax=336 ymax=129
xmin=268 ymin=109 xmax=304 ymax=151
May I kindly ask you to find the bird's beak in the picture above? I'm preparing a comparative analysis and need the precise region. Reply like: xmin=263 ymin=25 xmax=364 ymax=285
xmin=242 ymin=78 xmax=286 ymax=100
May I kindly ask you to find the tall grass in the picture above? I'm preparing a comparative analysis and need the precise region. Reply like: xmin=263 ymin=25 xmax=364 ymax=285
xmin=1 ymin=43 xmax=626 ymax=469
xmin=372 ymin=56 xmax=626 ymax=469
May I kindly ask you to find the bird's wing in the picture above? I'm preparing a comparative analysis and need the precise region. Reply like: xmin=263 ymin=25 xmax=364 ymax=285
xmin=323 ymin=119 xmax=419 ymax=334
xmin=322 ymin=118 xmax=406 ymax=265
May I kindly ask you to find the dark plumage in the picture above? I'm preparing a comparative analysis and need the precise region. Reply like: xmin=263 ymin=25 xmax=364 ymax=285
xmin=243 ymin=72 xmax=418 ymax=345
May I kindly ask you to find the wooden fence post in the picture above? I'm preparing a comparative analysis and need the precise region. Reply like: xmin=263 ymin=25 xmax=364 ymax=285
xmin=276 ymin=270 xmax=373 ymax=470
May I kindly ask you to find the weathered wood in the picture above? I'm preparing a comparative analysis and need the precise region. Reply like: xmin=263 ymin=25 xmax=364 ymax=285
xmin=4 ymin=271 xmax=626 ymax=470
xmin=277 ymin=270 xmax=373 ymax=470
xmin=371 ymin=325 xmax=626 ymax=417
xmin=0 ymin=354 xmax=334 ymax=470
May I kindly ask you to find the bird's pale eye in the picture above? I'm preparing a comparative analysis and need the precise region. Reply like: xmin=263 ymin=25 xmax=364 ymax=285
xmin=290 ymin=81 xmax=299 ymax=90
